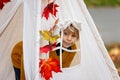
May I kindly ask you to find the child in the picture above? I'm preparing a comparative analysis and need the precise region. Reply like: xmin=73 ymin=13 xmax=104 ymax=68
xmin=49 ymin=24 xmax=79 ymax=68
xmin=11 ymin=41 xmax=25 ymax=80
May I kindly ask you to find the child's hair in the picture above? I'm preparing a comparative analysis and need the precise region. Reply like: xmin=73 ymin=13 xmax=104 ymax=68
xmin=64 ymin=24 xmax=79 ymax=39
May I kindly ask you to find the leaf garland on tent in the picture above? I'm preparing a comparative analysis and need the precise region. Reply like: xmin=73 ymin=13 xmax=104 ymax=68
xmin=39 ymin=58 xmax=62 ymax=80
xmin=39 ymin=1 xmax=62 ymax=79
xmin=39 ymin=28 xmax=61 ymax=80
xmin=0 ymin=0 xmax=11 ymax=9
xmin=42 ymin=2 xmax=59 ymax=20
xmin=39 ymin=19 xmax=59 ymax=53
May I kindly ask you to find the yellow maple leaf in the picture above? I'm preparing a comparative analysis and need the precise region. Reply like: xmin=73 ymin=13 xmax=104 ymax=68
xmin=40 ymin=30 xmax=59 ymax=43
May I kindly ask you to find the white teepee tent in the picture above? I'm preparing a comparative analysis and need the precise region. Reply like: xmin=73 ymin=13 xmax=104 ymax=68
xmin=0 ymin=0 xmax=120 ymax=80
xmin=0 ymin=0 xmax=23 ymax=80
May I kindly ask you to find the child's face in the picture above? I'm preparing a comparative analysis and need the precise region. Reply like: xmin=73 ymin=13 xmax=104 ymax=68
xmin=62 ymin=26 xmax=79 ymax=48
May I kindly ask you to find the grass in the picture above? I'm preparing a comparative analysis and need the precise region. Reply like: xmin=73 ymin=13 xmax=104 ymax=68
xmin=84 ymin=0 xmax=120 ymax=7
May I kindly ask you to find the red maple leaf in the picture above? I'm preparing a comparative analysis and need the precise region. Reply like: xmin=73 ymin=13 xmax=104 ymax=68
xmin=42 ymin=2 xmax=59 ymax=20
xmin=39 ymin=58 xmax=62 ymax=80
xmin=40 ymin=42 xmax=56 ymax=53
xmin=0 ymin=0 xmax=10 ymax=9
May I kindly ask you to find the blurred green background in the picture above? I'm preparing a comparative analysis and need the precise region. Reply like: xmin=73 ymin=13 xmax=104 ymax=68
xmin=84 ymin=0 xmax=120 ymax=7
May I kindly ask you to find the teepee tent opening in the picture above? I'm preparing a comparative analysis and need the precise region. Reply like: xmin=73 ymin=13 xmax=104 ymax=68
xmin=0 ymin=0 xmax=120 ymax=80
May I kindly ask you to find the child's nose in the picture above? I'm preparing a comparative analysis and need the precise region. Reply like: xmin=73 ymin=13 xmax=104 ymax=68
xmin=67 ymin=35 xmax=72 ymax=41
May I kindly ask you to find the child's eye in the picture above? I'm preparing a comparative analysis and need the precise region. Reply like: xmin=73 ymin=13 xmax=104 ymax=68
xmin=72 ymin=35 xmax=76 ymax=37
xmin=64 ymin=32 xmax=68 ymax=35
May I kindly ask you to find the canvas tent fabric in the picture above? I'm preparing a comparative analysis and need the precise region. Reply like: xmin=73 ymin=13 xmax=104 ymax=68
xmin=0 ymin=0 xmax=23 ymax=80
xmin=0 ymin=0 xmax=120 ymax=80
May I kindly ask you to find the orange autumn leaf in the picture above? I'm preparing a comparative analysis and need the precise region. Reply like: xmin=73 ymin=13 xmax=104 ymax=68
xmin=39 ymin=58 xmax=62 ymax=80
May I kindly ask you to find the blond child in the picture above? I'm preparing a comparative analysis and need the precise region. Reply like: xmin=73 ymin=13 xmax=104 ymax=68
xmin=49 ymin=24 xmax=79 ymax=68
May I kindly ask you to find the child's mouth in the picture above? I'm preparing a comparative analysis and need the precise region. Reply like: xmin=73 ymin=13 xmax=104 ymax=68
xmin=63 ymin=41 xmax=71 ymax=46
